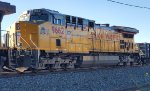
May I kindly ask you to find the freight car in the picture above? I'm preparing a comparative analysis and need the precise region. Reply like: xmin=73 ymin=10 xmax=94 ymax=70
xmin=137 ymin=43 xmax=150 ymax=64
xmin=1 ymin=8 xmax=141 ymax=72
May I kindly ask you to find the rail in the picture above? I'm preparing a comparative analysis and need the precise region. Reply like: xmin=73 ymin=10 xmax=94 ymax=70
xmin=20 ymin=36 xmax=31 ymax=49
xmin=29 ymin=34 xmax=40 ymax=62
xmin=29 ymin=34 xmax=38 ymax=49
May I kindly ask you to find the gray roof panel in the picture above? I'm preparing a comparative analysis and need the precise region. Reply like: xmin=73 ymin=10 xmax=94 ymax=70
xmin=112 ymin=26 xmax=139 ymax=33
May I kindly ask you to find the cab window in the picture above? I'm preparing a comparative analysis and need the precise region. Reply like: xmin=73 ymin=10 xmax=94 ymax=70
xmin=30 ymin=14 xmax=49 ymax=21
xmin=88 ymin=21 xmax=95 ymax=31
xmin=78 ymin=18 xmax=83 ymax=25
xmin=66 ymin=15 xmax=71 ymax=23
xmin=52 ymin=15 xmax=64 ymax=25
xmin=72 ymin=16 xmax=76 ymax=24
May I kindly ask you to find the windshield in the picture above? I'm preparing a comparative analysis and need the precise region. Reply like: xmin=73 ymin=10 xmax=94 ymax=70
xmin=30 ymin=14 xmax=49 ymax=21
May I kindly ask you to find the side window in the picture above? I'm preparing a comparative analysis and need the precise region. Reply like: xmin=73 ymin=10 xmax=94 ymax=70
xmin=16 ymin=23 xmax=20 ymax=30
xmin=131 ymin=43 xmax=133 ymax=49
xmin=56 ymin=39 xmax=61 ymax=46
xmin=123 ymin=34 xmax=134 ymax=38
xmin=78 ymin=18 xmax=83 ymax=25
xmin=83 ymin=19 xmax=88 ymax=26
xmin=88 ymin=21 xmax=95 ymax=31
xmin=124 ymin=42 xmax=126 ymax=48
xmin=77 ymin=18 xmax=83 ymax=30
xmin=53 ymin=18 xmax=57 ymax=24
xmin=120 ymin=40 xmax=124 ymax=44
xmin=120 ymin=40 xmax=125 ymax=49
xmin=83 ymin=19 xmax=88 ymax=30
xmin=95 ymin=24 xmax=100 ymax=29
xmin=72 ymin=16 xmax=76 ymax=24
xmin=89 ymin=21 xmax=94 ymax=28
xmin=66 ymin=15 xmax=71 ymax=28
xmin=53 ymin=16 xmax=62 ymax=25
xmin=57 ymin=19 xmax=61 ymax=25
xmin=66 ymin=15 xmax=78 ymax=29
xmin=66 ymin=15 xmax=71 ymax=23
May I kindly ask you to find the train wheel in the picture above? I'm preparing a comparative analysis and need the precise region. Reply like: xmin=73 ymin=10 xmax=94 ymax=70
xmin=0 ymin=60 xmax=4 ymax=72
xmin=74 ymin=64 xmax=80 ymax=68
xmin=68 ymin=61 xmax=75 ymax=69
xmin=47 ymin=64 xmax=55 ymax=72
xmin=31 ymin=68 xmax=38 ymax=73
xmin=123 ymin=62 xmax=127 ymax=66
xmin=60 ymin=63 xmax=67 ymax=71
xmin=54 ymin=61 xmax=61 ymax=69
xmin=130 ymin=62 xmax=133 ymax=66
xmin=0 ymin=65 xmax=3 ymax=72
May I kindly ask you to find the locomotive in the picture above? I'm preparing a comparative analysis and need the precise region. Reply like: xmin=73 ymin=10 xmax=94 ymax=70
xmin=0 ymin=8 xmax=141 ymax=72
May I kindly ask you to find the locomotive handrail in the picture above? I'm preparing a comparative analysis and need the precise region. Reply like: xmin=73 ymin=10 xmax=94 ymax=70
xmin=18 ymin=36 xmax=33 ymax=55
xmin=29 ymin=34 xmax=40 ymax=61
xmin=20 ymin=36 xmax=31 ymax=49
xmin=29 ymin=34 xmax=38 ymax=49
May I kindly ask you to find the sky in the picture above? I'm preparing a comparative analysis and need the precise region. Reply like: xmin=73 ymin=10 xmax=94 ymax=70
xmin=1 ymin=0 xmax=150 ymax=43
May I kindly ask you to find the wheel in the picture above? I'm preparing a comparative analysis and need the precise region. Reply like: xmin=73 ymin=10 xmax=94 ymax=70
xmin=0 ymin=60 xmax=4 ymax=72
xmin=123 ymin=62 xmax=127 ymax=66
xmin=46 ymin=64 xmax=54 ymax=72
xmin=31 ymin=68 xmax=38 ymax=73
xmin=130 ymin=62 xmax=133 ymax=66
xmin=60 ymin=63 xmax=67 ymax=71
xmin=0 ymin=65 xmax=3 ymax=72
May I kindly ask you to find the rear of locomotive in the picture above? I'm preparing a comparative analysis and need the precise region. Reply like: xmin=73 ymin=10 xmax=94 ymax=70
xmin=111 ymin=26 xmax=140 ymax=65
xmin=81 ymin=25 xmax=140 ymax=67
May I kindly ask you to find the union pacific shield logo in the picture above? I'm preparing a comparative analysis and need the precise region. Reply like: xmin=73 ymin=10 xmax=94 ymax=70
xmin=40 ymin=27 xmax=49 ymax=35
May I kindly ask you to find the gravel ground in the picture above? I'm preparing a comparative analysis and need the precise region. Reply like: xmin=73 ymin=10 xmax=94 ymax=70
xmin=0 ymin=66 xmax=150 ymax=91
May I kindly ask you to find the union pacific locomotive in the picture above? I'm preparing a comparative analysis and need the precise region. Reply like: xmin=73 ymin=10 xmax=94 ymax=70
xmin=0 ymin=9 xmax=141 ymax=72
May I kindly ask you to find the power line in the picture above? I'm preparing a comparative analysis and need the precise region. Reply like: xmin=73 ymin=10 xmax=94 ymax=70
xmin=107 ymin=0 xmax=150 ymax=10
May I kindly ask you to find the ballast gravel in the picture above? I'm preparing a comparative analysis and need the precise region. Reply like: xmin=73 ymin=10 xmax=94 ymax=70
xmin=0 ymin=66 xmax=150 ymax=91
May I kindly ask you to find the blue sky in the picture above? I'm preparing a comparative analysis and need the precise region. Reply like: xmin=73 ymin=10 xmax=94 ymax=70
xmin=1 ymin=0 xmax=150 ymax=43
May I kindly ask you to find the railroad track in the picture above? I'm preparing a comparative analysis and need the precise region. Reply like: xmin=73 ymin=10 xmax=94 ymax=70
xmin=0 ymin=65 xmax=148 ymax=78
xmin=0 ymin=68 xmax=101 ymax=78
xmin=119 ymin=84 xmax=150 ymax=91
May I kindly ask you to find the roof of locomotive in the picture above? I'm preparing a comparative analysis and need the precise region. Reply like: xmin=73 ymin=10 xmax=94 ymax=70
xmin=111 ymin=26 xmax=139 ymax=34
xmin=24 ymin=9 xmax=139 ymax=34
xmin=28 ymin=8 xmax=95 ymax=22
xmin=95 ymin=24 xmax=117 ymax=32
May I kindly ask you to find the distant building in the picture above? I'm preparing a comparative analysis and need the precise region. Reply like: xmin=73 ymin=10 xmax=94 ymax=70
xmin=137 ymin=43 xmax=150 ymax=59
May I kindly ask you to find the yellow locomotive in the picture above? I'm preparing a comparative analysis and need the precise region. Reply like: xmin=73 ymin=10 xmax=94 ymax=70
xmin=5 ymin=9 xmax=140 ymax=72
